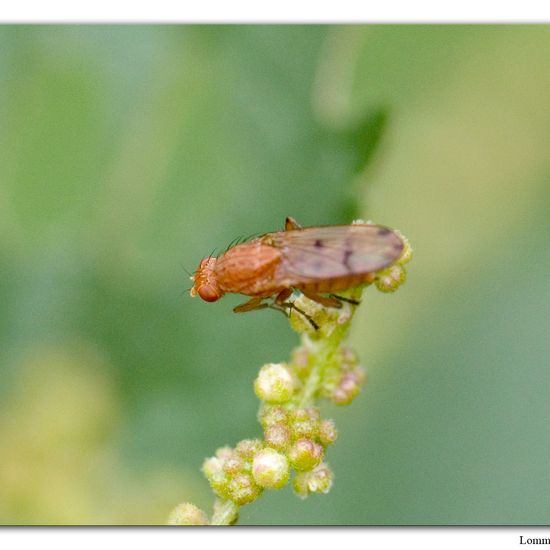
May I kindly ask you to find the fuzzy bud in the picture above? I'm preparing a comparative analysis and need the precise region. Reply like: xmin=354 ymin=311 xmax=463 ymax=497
xmin=288 ymin=438 xmax=324 ymax=471
xmin=375 ymin=264 xmax=406 ymax=293
xmin=227 ymin=472 xmax=262 ymax=506
xmin=288 ymin=295 xmax=329 ymax=334
xmin=235 ymin=439 xmax=263 ymax=460
xmin=318 ymin=419 xmax=338 ymax=446
xmin=222 ymin=456 xmax=244 ymax=476
xmin=331 ymin=367 xmax=365 ymax=405
xmin=254 ymin=363 xmax=295 ymax=403
xmin=259 ymin=405 xmax=289 ymax=428
xmin=336 ymin=308 xmax=352 ymax=325
xmin=307 ymin=463 xmax=334 ymax=494
xmin=293 ymin=462 xmax=334 ymax=498
xmin=341 ymin=347 xmax=359 ymax=366
xmin=167 ymin=502 xmax=209 ymax=525
xmin=264 ymin=423 xmax=291 ymax=450
xmin=202 ymin=456 xmax=228 ymax=495
xmin=391 ymin=229 xmax=412 ymax=265
xmin=292 ymin=407 xmax=320 ymax=423
xmin=215 ymin=446 xmax=236 ymax=461
xmin=252 ymin=448 xmax=290 ymax=490
xmin=290 ymin=407 xmax=320 ymax=440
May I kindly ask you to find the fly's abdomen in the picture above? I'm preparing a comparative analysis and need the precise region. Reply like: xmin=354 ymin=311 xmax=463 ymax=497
xmin=296 ymin=272 xmax=376 ymax=294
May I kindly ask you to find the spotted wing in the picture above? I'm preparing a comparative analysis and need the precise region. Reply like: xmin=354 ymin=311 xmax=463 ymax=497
xmin=268 ymin=224 xmax=404 ymax=282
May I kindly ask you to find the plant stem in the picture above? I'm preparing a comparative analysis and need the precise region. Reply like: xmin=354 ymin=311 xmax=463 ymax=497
xmin=210 ymin=499 xmax=239 ymax=526
xmin=297 ymin=301 xmax=357 ymax=408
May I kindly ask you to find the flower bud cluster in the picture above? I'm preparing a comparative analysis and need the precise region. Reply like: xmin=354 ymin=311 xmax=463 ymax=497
xmin=202 ymin=441 xmax=265 ymax=506
xmin=202 ymin=437 xmax=293 ymax=506
xmin=259 ymin=403 xmax=337 ymax=498
xmin=320 ymin=346 xmax=366 ymax=406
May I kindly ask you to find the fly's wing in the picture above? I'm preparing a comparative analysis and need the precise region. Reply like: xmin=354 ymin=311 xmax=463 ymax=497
xmin=269 ymin=224 xmax=404 ymax=282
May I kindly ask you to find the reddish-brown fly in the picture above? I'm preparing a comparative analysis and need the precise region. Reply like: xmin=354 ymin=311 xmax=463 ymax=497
xmin=190 ymin=217 xmax=404 ymax=318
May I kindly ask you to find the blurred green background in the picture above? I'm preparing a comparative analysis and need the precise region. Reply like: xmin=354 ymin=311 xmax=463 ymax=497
xmin=1 ymin=25 xmax=550 ymax=525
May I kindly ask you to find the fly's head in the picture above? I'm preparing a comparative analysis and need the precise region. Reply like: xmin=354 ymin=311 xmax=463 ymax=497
xmin=190 ymin=256 xmax=225 ymax=302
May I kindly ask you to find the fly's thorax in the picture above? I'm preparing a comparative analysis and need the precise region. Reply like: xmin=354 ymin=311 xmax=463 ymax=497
xmin=190 ymin=256 xmax=225 ymax=302
xmin=214 ymin=241 xmax=283 ymax=295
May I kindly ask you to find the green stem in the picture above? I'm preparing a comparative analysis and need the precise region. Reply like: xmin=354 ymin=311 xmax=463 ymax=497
xmin=210 ymin=499 xmax=239 ymax=526
xmin=297 ymin=301 xmax=358 ymax=408
xmin=298 ymin=351 xmax=322 ymax=408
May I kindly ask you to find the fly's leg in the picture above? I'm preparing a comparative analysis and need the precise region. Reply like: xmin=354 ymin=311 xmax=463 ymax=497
xmin=235 ymin=289 xmax=291 ymax=314
xmin=268 ymin=302 xmax=293 ymax=320
xmin=330 ymin=294 xmax=360 ymax=306
xmin=233 ymin=296 xmax=269 ymax=313
xmin=300 ymin=288 xmax=342 ymax=309
xmin=268 ymin=288 xmax=296 ymax=322
xmin=269 ymin=288 xmax=319 ymax=330
xmin=273 ymin=302 xmax=319 ymax=331
xmin=233 ymin=294 xmax=292 ymax=323
xmin=233 ymin=291 xmax=318 ymax=330
xmin=274 ymin=288 xmax=293 ymax=305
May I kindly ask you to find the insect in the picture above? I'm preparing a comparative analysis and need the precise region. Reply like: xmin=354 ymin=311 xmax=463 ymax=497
xmin=190 ymin=217 xmax=404 ymax=322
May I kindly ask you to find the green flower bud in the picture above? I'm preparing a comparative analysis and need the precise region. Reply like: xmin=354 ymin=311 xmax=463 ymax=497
xmin=335 ymin=308 xmax=352 ymax=326
xmin=341 ymin=347 xmax=359 ymax=367
xmin=202 ymin=456 xmax=229 ymax=495
xmin=227 ymin=472 xmax=262 ymax=506
xmin=307 ymin=463 xmax=334 ymax=494
xmin=289 ymin=295 xmax=330 ymax=335
xmin=252 ymin=448 xmax=290 ymax=489
xmin=394 ymin=230 xmax=413 ymax=265
xmin=211 ymin=447 xmax=242 ymax=475
xmin=331 ymin=367 xmax=366 ymax=405
xmin=235 ymin=439 xmax=263 ymax=460
xmin=264 ymin=423 xmax=291 ymax=450
xmin=290 ymin=407 xmax=320 ymax=440
xmin=375 ymin=264 xmax=406 ymax=293
xmin=318 ymin=419 xmax=338 ymax=446
xmin=215 ymin=446 xmax=236 ymax=461
xmin=259 ymin=405 xmax=289 ymax=428
xmin=292 ymin=407 xmax=320 ymax=423
xmin=223 ymin=455 xmax=244 ymax=476
xmin=254 ymin=363 xmax=295 ymax=403
xmin=288 ymin=438 xmax=324 ymax=471
xmin=167 ymin=502 xmax=209 ymax=525
xmin=293 ymin=463 xmax=334 ymax=498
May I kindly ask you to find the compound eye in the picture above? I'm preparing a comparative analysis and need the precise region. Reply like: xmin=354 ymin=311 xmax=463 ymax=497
xmin=198 ymin=284 xmax=220 ymax=302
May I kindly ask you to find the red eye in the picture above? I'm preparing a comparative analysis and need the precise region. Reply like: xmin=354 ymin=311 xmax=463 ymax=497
xmin=198 ymin=284 xmax=221 ymax=302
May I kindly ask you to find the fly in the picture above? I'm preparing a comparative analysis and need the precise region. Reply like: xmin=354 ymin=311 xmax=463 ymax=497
xmin=190 ymin=217 xmax=404 ymax=321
